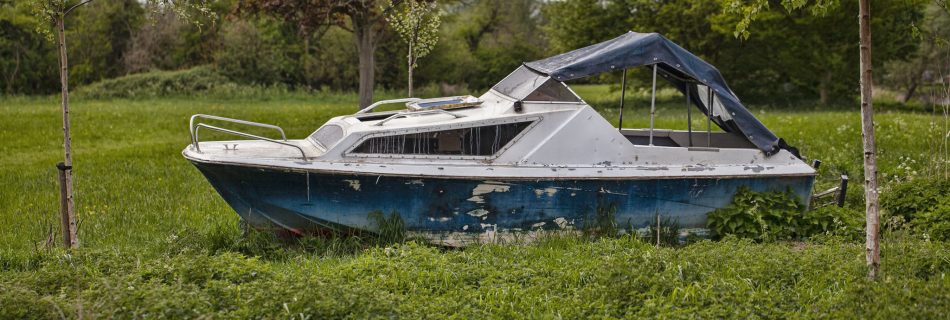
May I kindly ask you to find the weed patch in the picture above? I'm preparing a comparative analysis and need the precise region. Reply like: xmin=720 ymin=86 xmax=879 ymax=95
xmin=708 ymin=187 xmax=863 ymax=241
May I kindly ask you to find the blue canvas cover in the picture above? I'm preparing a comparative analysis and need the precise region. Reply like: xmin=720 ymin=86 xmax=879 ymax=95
xmin=524 ymin=31 xmax=794 ymax=156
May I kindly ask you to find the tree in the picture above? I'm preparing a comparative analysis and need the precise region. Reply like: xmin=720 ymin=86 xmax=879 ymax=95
xmin=386 ymin=0 xmax=441 ymax=97
xmin=419 ymin=0 xmax=545 ymax=90
xmin=28 ymin=0 xmax=211 ymax=248
xmin=718 ymin=0 xmax=905 ymax=280
xmin=238 ymin=0 xmax=394 ymax=108
xmin=542 ymin=0 xmax=921 ymax=104
xmin=882 ymin=3 xmax=950 ymax=103
xmin=0 ymin=0 xmax=58 ymax=95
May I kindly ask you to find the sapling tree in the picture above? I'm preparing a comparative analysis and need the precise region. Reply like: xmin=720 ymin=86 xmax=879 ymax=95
xmin=386 ymin=0 xmax=441 ymax=97
xmin=28 ymin=0 xmax=211 ymax=248
xmin=718 ymin=0 xmax=932 ymax=280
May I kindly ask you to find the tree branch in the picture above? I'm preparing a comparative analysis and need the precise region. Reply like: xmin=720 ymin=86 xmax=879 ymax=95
xmin=65 ymin=0 xmax=94 ymax=16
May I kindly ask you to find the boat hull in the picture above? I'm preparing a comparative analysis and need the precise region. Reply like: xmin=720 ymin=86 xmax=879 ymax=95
xmin=191 ymin=161 xmax=815 ymax=245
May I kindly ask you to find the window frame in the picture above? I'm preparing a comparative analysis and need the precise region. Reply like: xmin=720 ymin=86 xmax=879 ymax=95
xmin=308 ymin=124 xmax=346 ymax=151
xmin=344 ymin=116 xmax=541 ymax=160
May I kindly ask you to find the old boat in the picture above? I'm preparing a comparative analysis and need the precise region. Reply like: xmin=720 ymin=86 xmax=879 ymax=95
xmin=183 ymin=32 xmax=817 ymax=245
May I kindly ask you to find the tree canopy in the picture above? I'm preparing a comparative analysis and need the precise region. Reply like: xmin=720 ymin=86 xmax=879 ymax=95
xmin=0 ymin=0 xmax=941 ymax=107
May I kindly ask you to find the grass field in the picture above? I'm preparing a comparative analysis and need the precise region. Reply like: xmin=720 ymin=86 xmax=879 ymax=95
xmin=1 ymin=86 xmax=948 ymax=318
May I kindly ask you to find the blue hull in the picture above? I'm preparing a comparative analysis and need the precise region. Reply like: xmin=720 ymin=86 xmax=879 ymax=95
xmin=192 ymin=161 xmax=815 ymax=239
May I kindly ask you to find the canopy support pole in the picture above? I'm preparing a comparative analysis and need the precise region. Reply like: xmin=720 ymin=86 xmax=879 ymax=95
xmin=707 ymin=90 xmax=713 ymax=147
xmin=649 ymin=64 xmax=658 ymax=146
xmin=686 ymin=85 xmax=692 ymax=147
xmin=618 ymin=69 xmax=627 ymax=131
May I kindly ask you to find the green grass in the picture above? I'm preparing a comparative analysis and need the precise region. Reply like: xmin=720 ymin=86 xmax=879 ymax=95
xmin=1 ymin=86 xmax=948 ymax=318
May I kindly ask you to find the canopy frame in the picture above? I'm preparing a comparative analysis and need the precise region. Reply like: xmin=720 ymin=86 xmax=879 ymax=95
xmin=522 ymin=31 xmax=796 ymax=156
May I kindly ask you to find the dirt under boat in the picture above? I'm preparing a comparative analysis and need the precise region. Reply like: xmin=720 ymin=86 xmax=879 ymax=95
xmin=183 ymin=32 xmax=817 ymax=245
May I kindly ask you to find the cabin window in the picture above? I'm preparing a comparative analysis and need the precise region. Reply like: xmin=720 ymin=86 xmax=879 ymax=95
xmin=310 ymin=124 xmax=344 ymax=149
xmin=352 ymin=121 xmax=533 ymax=156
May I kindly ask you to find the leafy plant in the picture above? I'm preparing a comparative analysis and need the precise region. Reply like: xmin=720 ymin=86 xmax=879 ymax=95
xmin=908 ymin=196 xmax=950 ymax=241
xmin=881 ymin=176 xmax=950 ymax=224
xmin=707 ymin=187 xmax=861 ymax=241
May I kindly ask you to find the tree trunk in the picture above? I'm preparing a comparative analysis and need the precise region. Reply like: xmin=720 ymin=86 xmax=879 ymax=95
xmin=5 ymin=44 xmax=20 ymax=94
xmin=819 ymin=72 xmax=832 ymax=105
xmin=408 ymin=42 xmax=414 ymax=97
xmin=859 ymin=0 xmax=880 ymax=280
xmin=354 ymin=19 xmax=376 ymax=109
xmin=303 ymin=36 xmax=312 ymax=89
xmin=56 ymin=16 xmax=78 ymax=249
xmin=900 ymin=41 xmax=932 ymax=104
xmin=900 ymin=81 xmax=918 ymax=103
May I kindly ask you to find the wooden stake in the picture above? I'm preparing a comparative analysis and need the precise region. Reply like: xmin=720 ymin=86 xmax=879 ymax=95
xmin=656 ymin=214 xmax=661 ymax=247
xmin=859 ymin=0 xmax=880 ymax=279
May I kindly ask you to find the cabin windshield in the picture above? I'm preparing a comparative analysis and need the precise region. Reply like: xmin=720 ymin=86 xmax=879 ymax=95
xmin=492 ymin=66 xmax=580 ymax=102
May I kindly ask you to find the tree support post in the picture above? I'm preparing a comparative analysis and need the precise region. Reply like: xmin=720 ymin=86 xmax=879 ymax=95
xmin=57 ymin=162 xmax=76 ymax=248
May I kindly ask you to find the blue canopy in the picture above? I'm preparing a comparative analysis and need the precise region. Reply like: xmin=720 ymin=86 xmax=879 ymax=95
xmin=524 ymin=31 xmax=794 ymax=156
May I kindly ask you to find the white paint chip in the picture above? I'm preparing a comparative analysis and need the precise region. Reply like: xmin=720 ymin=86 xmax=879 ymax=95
xmin=466 ymin=208 xmax=489 ymax=218
xmin=343 ymin=179 xmax=361 ymax=191
xmin=472 ymin=183 xmax=511 ymax=196
xmin=554 ymin=217 xmax=570 ymax=229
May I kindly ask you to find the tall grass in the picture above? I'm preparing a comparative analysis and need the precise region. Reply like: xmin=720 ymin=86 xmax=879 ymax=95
xmin=0 ymin=87 xmax=947 ymax=317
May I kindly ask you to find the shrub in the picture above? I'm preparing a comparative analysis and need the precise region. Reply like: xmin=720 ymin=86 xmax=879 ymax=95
xmin=75 ymin=65 xmax=236 ymax=99
xmin=909 ymin=197 xmax=950 ymax=241
xmin=881 ymin=177 xmax=950 ymax=224
xmin=707 ymin=187 xmax=863 ymax=241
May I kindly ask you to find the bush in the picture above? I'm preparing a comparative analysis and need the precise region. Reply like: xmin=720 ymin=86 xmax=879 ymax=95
xmin=881 ymin=177 xmax=950 ymax=223
xmin=908 ymin=196 xmax=950 ymax=241
xmin=881 ymin=177 xmax=950 ymax=240
xmin=707 ymin=187 xmax=863 ymax=241
xmin=75 ymin=66 xmax=236 ymax=99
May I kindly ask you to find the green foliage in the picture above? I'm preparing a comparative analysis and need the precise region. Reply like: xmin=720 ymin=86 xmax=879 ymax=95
xmin=643 ymin=216 xmax=683 ymax=246
xmin=1 ymin=237 xmax=948 ymax=318
xmin=386 ymin=0 xmax=442 ymax=68
xmin=369 ymin=210 xmax=407 ymax=245
xmin=0 ymin=0 xmax=57 ymax=95
xmin=214 ymin=18 xmax=299 ymax=85
xmin=65 ymin=0 xmax=145 ymax=85
xmin=910 ymin=197 xmax=950 ymax=241
xmin=881 ymin=3 xmax=950 ymax=104
xmin=0 ymin=88 xmax=948 ymax=318
xmin=543 ymin=0 xmax=925 ymax=104
xmin=707 ymin=187 xmax=806 ymax=241
xmin=74 ymin=65 xmax=236 ymax=99
xmin=708 ymin=187 xmax=863 ymax=241
xmin=582 ymin=201 xmax=619 ymax=237
xmin=881 ymin=176 xmax=950 ymax=223
xmin=882 ymin=177 xmax=950 ymax=240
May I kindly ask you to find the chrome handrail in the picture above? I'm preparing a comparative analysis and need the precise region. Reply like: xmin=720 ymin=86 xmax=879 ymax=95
xmin=374 ymin=109 xmax=466 ymax=126
xmin=189 ymin=114 xmax=287 ymax=148
xmin=193 ymin=123 xmax=308 ymax=161
xmin=355 ymin=98 xmax=421 ymax=114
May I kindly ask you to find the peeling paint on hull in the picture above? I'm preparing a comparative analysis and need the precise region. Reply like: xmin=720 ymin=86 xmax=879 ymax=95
xmin=192 ymin=161 xmax=815 ymax=245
